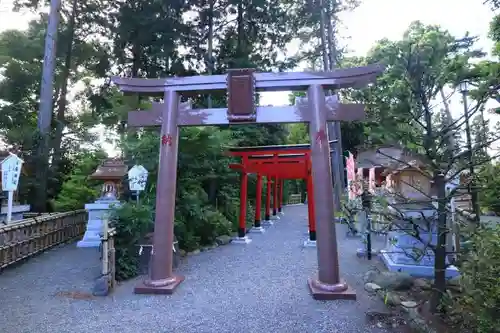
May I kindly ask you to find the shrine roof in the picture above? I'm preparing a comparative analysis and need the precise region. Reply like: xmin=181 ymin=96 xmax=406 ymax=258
xmin=356 ymin=145 xmax=429 ymax=170
xmin=90 ymin=158 xmax=128 ymax=180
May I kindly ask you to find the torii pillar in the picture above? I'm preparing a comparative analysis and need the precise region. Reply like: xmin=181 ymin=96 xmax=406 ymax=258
xmin=305 ymin=85 xmax=355 ymax=299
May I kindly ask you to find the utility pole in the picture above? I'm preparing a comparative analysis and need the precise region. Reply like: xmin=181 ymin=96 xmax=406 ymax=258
xmin=34 ymin=0 xmax=62 ymax=211
xmin=318 ymin=0 xmax=343 ymax=210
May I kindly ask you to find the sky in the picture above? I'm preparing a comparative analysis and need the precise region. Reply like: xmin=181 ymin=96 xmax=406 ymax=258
xmin=0 ymin=0 xmax=498 ymax=154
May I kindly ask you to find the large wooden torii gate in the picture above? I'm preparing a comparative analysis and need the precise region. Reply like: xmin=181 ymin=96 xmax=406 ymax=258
xmin=111 ymin=64 xmax=384 ymax=300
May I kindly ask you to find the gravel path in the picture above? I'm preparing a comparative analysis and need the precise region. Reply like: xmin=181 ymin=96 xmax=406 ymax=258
xmin=0 ymin=205 xmax=395 ymax=333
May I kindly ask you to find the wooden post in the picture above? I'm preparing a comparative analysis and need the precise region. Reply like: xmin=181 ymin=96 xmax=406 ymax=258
xmin=233 ymin=171 xmax=252 ymax=243
xmin=278 ymin=179 xmax=284 ymax=214
xmin=273 ymin=177 xmax=278 ymax=217
xmin=255 ymin=174 xmax=263 ymax=227
xmin=306 ymin=174 xmax=316 ymax=242
xmin=239 ymin=172 xmax=248 ymax=237
xmin=265 ymin=177 xmax=272 ymax=223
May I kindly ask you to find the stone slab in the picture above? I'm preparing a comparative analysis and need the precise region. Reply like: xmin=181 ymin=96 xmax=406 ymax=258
xmin=380 ymin=250 xmax=460 ymax=278
xmin=307 ymin=278 xmax=357 ymax=301
xmin=0 ymin=204 xmax=30 ymax=214
xmin=249 ymin=227 xmax=265 ymax=234
xmin=134 ymin=275 xmax=185 ymax=295
xmin=262 ymin=220 xmax=274 ymax=226
xmin=232 ymin=236 xmax=252 ymax=244
xmin=303 ymin=239 xmax=317 ymax=248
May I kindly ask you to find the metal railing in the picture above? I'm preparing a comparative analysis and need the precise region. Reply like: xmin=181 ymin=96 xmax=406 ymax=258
xmin=0 ymin=210 xmax=87 ymax=270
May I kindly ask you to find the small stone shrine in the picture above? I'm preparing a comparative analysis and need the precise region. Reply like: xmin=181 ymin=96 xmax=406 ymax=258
xmin=0 ymin=151 xmax=30 ymax=224
xmin=77 ymin=158 xmax=127 ymax=248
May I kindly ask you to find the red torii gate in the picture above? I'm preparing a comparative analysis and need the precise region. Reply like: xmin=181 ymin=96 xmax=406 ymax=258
xmin=228 ymin=144 xmax=323 ymax=245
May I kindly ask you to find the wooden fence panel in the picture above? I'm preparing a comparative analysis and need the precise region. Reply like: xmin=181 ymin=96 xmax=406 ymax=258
xmin=287 ymin=194 xmax=302 ymax=205
xmin=0 ymin=210 xmax=87 ymax=270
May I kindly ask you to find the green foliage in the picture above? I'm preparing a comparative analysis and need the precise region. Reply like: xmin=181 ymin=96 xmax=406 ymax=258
xmin=52 ymin=150 xmax=106 ymax=211
xmin=477 ymin=163 xmax=500 ymax=214
xmin=455 ymin=224 xmax=500 ymax=332
xmin=109 ymin=202 xmax=154 ymax=281
xmin=346 ymin=21 xmax=481 ymax=158
xmin=174 ymin=184 xmax=232 ymax=251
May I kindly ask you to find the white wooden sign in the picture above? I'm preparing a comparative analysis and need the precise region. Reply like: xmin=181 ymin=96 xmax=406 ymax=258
xmin=128 ymin=165 xmax=148 ymax=192
xmin=1 ymin=153 xmax=23 ymax=191
xmin=1 ymin=153 xmax=23 ymax=223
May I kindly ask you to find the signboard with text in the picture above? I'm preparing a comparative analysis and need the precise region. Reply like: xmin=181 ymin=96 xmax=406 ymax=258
xmin=1 ymin=153 xmax=23 ymax=192
xmin=128 ymin=165 xmax=149 ymax=192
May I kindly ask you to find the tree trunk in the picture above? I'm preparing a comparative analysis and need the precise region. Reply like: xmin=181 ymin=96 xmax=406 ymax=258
xmin=325 ymin=0 xmax=345 ymax=192
xmin=431 ymin=172 xmax=447 ymax=312
xmin=318 ymin=0 xmax=342 ymax=209
xmin=236 ymin=1 xmax=244 ymax=63
xmin=34 ymin=0 xmax=62 ymax=212
xmin=52 ymin=0 xmax=78 ymax=180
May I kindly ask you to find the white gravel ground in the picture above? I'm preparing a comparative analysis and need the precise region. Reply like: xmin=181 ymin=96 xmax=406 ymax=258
xmin=0 ymin=205 xmax=397 ymax=333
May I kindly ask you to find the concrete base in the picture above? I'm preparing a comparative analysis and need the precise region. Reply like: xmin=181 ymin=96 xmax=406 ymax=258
xmin=78 ymin=200 xmax=120 ymax=248
xmin=380 ymin=250 xmax=460 ymax=278
xmin=232 ymin=236 xmax=252 ymax=244
xmin=262 ymin=220 xmax=274 ymax=227
xmin=279 ymin=211 xmax=284 ymax=215
xmin=307 ymin=278 xmax=357 ymax=300
xmin=249 ymin=227 xmax=265 ymax=234
xmin=77 ymin=239 xmax=101 ymax=248
xmin=271 ymin=215 xmax=280 ymax=220
xmin=134 ymin=275 xmax=185 ymax=295
xmin=303 ymin=239 xmax=317 ymax=248
xmin=0 ymin=204 xmax=31 ymax=224
xmin=356 ymin=248 xmax=379 ymax=258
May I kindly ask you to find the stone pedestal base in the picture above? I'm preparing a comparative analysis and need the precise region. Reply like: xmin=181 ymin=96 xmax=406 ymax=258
xmin=134 ymin=275 xmax=185 ymax=295
xmin=262 ymin=220 xmax=274 ymax=227
xmin=356 ymin=248 xmax=379 ymax=258
xmin=380 ymin=250 xmax=460 ymax=278
xmin=303 ymin=239 xmax=317 ymax=248
xmin=271 ymin=215 xmax=280 ymax=220
xmin=249 ymin=227 xmax=265 ymax=234
xmin=232 ymin=236 xmax=252 ymax=244
xmin=307 ymin=278 xmax=356 ymax=300
xmin=77 ymin=216 xmax=103 ymax=247
xmin=78 ymin=200 xmax=120 ymax=248
xmin=0 ymin=204 xmax=31 ymax=224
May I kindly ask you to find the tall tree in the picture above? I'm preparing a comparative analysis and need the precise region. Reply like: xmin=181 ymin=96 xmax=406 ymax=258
xmin=347 ymin=21 xmax=497 ymax=312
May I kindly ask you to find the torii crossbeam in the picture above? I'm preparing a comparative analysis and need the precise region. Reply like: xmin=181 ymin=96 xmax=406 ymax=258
xmin=111 ymin=64 xmax=384 ymax=300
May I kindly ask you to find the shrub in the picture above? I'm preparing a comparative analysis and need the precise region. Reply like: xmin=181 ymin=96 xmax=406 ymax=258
xmin=455 ymin=224 xmax=500 ymax=332
xmin=53 ymin=151 xmax=105 ymax=211
xmin=109 ymin=202 xmax=154 ymax=281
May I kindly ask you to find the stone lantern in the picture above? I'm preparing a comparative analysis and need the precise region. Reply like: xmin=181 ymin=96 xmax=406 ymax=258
xmin=77 ymin=158 xmax=127 ymax=248
xmin=91 ymin=158 xmax=128 ymax=201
